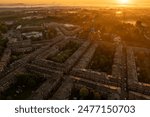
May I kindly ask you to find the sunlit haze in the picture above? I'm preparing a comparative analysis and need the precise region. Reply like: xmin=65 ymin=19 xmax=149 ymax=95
xmin=0 ymin=0 xmax=150 ymax=6
xmin=119 ymin=0 xmax=129 ymax=4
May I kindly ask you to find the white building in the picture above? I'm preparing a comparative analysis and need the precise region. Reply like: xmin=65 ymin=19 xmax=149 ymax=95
xmin=22 ymin=32 xmax=43 ymax=39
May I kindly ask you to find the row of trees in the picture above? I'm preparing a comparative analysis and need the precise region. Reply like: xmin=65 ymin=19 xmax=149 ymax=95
xmin=89 ymin=45 xmax=114 ymax=74
xmin=0 ymin=22 xmax=8 ymax=33
xmin=0 ymin=38 xmax=8 ymax=57
xmin=0 ymin=73 xmax=45 ymax=100
xmin=136 ymin=52 xmax=150 ymax=84
xmin=70 ymin=86 xmax=105 ymax=100
xmin=48 ymin=41 xmax=80 ymax=63
xmin=0 ymin=21 xmax=9 ymax=57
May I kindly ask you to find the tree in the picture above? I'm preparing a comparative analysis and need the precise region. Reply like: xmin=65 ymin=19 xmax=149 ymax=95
xmin=0 ymin=31 xmax=2 ymax=39
xmin=80 ymin=87 xmax=89 ymax=98
xmin=47 ymin=28 xmax=57 ymax=39
xmin=16 ymin=73 xmax=38 ymax=88
xmin=0 ymin=38 xmax=8 ymax=47
xmin=136 ymin=20 xmax=142 ymax=28
xmin=94 ymin=92 xmax=101 ymax=100
xmin=0 ymin=22 xmax=8 ymax=33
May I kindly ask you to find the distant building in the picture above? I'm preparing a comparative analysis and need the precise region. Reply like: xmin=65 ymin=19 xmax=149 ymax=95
xmin=4 ymin=21 xmax=14 ymax=26
xmin=22 ymin=32 xmax=43 ymax=39
xmin=113 ymin=36 xmax=121 ymax=43
xmin=20 ymin=26 xmax=43 ymax=32
xmin=8 ymin=38 xmax=18 ymax=43
xmin=22 ymin=16 xmax=44 ymax=20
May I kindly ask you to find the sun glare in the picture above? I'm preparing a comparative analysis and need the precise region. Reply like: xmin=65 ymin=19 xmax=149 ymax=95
xmin=119 ymin=0 xmax=129 ymax=4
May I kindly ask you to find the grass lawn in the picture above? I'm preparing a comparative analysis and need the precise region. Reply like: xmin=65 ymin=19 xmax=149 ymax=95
xmin=136 ymin=52 xmax=150 ymax=84
xmin=89 ymin=44 xmax=114 ymax=74
xmin=48 ymin=41 xmax=80 ymax=63
xmin=0 ymin=73 xmax=45 ymax=100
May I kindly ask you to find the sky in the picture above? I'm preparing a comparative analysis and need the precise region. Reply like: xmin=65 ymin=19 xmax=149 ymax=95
xmin=0 ymin=0 xmax=150 ymax=6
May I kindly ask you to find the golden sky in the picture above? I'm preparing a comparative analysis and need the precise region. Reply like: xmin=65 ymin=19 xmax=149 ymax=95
xmin=0 ymin=0 xmax=150 ymax=5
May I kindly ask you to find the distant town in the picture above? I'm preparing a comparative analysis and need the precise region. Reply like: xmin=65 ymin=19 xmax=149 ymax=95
xmin=0 ymin=6 xmax=150 ymax=100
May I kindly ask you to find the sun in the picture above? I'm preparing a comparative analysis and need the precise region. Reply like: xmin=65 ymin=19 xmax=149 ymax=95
xmin=119 ymin=0 xmax=129 ymax=4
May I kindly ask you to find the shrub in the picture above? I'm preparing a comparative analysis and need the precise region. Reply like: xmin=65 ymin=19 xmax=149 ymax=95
xmin=49 ymin=41 xmax=80 ymax=63
xmin=0 ymin=22 xmax=8 ymax=33
xmin=89 ymin=45 xmax=114 ymax=73
xmin=15 ymin=73 xmax=39 ymax=88
xmin=0 ymin=38 xmax=8 ymax=47
xmin=94 ymin=92 xmax=101 ymax=100
xmin=79 ymin=87 xmax=89 ymax=98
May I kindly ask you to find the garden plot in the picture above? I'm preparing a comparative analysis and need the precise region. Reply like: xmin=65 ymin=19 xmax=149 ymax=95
xmin=10 ymin=49 xmax=35 ymax=64
xmin=0 ymin=38 xmax=8 ymax=58
xmin=70 ymin=84 xmax=108 ymax=100
xmin=88 ymin=44 xmax=115 ymax=74
xmin=10 ymin=52 xmax=25 ymax=64
xmin=47 ymin=41 xmax=81 ymax=63
xmin=0 ymin=73 xmax=46 ymax=100
xmin=135 ymin=52 xmax=150 ymax=84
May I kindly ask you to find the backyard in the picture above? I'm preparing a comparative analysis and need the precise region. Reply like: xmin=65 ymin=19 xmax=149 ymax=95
xmin=70 ymin=86 xmax=107 ymax=100
xmin=135 ymin=52 xmax=150 ymax=84
xmin=47 ymin=41 xmax=81 ymax=63
xmin=0 ymin=73 xmax=45 ymax=100
xmin=88 ymin=44 xmax=115 ymax=74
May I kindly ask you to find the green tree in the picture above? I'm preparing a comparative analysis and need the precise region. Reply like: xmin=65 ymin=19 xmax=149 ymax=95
xmin=80 ymin=87 xmax=89 ymax=98
xmin=0 ymin=31 xmax=2 ymax=39
xmin=94 ymin=92 xmax=101 ymax=100
xmin=16 ymin=73 xmax=38 ymax=88
xmin=47 ymin=28 xmax=57 ymax=39
xmin=0 ymin=22 xmax=8 ymax=33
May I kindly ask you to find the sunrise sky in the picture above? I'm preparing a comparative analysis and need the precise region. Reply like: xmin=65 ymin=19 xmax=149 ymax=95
xmin=0 ymin=0 xmax=150 ymax=6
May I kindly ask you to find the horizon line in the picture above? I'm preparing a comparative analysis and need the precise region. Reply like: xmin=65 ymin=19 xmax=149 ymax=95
xmin=0 ymin=3 xmax=150 ymax=8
